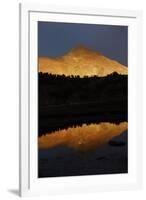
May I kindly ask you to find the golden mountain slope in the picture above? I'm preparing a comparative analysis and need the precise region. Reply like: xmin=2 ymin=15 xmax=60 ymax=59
xmin=39 ymin=46 xmax=128 ymax=77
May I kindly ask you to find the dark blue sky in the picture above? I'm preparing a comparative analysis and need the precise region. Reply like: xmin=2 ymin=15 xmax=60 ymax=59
xmin=38 ymin=21 xmax=128 ymax=66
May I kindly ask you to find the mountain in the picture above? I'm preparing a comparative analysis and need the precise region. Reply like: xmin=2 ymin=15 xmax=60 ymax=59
xmin=39 ymin=45 xmax=128 ymax=77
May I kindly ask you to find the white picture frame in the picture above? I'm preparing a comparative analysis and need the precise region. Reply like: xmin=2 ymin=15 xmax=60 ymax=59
xmin=19 ymin=3 xmax=143 ymax=197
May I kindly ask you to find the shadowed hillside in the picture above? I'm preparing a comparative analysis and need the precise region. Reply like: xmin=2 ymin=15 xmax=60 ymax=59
xmin=39 ymin=72 xmax=128 ymax=136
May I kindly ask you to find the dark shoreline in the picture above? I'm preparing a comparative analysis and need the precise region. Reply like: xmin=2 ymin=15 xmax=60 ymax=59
xmin=39 ymin=73 xmax=128 ymax=136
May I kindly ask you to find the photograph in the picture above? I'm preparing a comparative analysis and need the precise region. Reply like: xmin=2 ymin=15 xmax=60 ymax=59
xmin=38 ymin=21 xmax=128 ymax=178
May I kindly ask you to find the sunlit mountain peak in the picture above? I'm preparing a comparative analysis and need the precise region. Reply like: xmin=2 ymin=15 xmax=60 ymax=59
xmin=39 ymin=45 xmax=128 ymax=77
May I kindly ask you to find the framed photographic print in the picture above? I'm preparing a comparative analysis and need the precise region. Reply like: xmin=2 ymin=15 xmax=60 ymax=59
xmin=19 ymin=3 xmax=143 ymax=197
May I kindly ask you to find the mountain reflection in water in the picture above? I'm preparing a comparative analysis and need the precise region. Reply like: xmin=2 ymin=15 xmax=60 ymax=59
xmin=38 ymin=122 xmax=127 ymax=152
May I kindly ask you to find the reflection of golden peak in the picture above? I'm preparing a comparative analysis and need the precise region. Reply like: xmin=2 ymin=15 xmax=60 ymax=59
xmin=39 ymin=46 xmax=128 ymax=77
xmin=38 ymin=122 xmax=128 ymax=151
